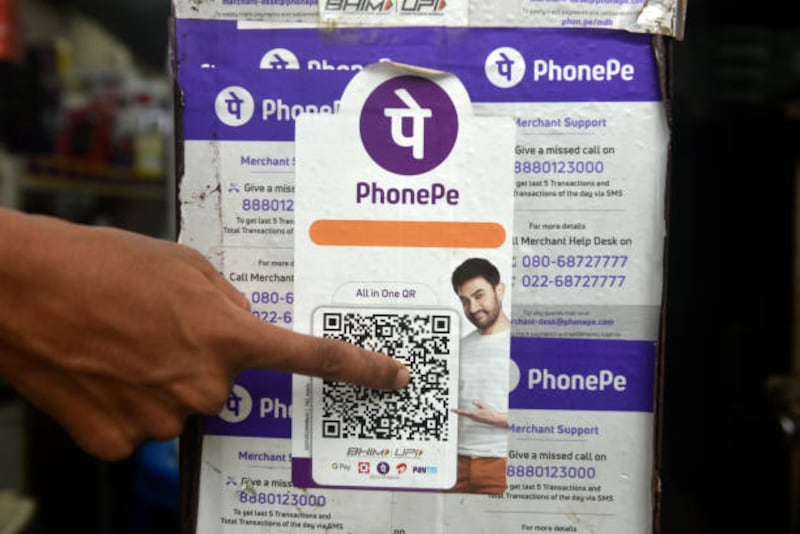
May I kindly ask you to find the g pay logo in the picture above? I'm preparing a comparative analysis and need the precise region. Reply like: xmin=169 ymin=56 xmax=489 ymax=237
xmin=360 ymin=75 xmax=457 ymax=175
xmin=215 ymin=86 xmax=254 ymax=127
xmin=217 ymin=384 xmax=253 ymax=423
xmin=485 ymin=47 xmax=526 ymax=89
xmin=259 ymin=48 xmax=301 ymax=70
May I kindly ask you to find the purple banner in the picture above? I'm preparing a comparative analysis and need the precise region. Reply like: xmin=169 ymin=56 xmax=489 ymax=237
xmin=176 ymin=20 xmax=661 ymax=141
xmin=204 ymin=369 xmax=292 ymax=438
xmin=509 ymin=337 xmax=656 ymax=412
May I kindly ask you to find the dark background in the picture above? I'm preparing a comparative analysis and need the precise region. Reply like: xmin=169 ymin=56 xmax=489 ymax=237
xmin=663 ymin=2 xmax=800 ymax=532
xmin=40 ymin=0 xmax=171 ymax=71
xmin=3 ymin=0 xmax=800 ymax=532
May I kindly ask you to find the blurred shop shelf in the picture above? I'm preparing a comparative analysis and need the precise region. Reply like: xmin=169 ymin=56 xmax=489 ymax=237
xmin=23 ymin=155 xmax=165 ymax=199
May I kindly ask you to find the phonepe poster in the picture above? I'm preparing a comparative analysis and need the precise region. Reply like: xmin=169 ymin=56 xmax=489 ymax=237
xmin=177 ymin=19 xmax=667 ymax=534
xmin=291 ymin=62 xmax=514 ymax=492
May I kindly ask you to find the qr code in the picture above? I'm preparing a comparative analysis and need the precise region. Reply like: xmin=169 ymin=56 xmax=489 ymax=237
xmin=315 ymin=309 xmax=457 ymax=442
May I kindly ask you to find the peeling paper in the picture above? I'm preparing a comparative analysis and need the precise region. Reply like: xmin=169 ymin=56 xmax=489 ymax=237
xmin=175 ymin=0 xmax=686 ymax=37
xmin=632 ymin=0 xmax=683 ymax=39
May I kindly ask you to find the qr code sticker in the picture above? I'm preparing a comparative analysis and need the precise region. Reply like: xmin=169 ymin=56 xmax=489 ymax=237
xmin=315 ymin=308 xmax=459 ymax=442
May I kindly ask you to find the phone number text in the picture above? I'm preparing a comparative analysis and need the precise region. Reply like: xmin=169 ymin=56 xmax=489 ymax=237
xmin=520 ymin=274 xmax=626 ymax=289
xmin=520 ymin=255 xmax=628 ymax=269
xmin=242 ymin=198 xmax=294 ymax=212
xmin=507 ymin=464 xmax=597 ymax=480
xmin=249 ymin=291 xmax=294 ymax=305
xmin=238 ymin=491 xmax=326 ymax=507
xmin=515 ymin=160 xmax=605 ymax=175
xmin=252 ymin=310 xmax=293 ymax=324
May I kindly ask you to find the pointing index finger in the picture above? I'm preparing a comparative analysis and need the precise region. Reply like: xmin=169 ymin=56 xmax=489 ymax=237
xmin=237 ymin=318 xmax=409 ymax=390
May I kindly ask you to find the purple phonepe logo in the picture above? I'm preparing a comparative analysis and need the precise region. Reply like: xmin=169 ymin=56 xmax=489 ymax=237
xmin=360 ymin=76 xmax=458 ymax=176
xmin=376 ymin=461 xmax=390 ymax=475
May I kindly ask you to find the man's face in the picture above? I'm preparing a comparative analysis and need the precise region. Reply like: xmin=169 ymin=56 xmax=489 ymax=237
xmin=457 ymin=276 xmax=504 ymax=333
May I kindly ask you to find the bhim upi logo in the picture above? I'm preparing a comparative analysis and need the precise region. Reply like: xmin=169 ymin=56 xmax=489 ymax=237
xmin=360 ymin=76 xmax=457 ymax=175
xmin=215 ymin=86 xmax=255 ymax=127
xmin=485 ymin=47 xmax=526 ymax=89
xmin=324 ymin=0 xmax=393 ymax=12
xmin=218 ymin=384 xmax=253 ymax=423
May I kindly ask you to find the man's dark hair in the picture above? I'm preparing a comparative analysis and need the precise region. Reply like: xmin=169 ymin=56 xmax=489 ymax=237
xmin=451 ymin=257 xmax=500 ymax=294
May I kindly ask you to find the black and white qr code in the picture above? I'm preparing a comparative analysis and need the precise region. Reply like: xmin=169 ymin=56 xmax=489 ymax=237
xmin=314 ymin=308 xmax=459 ymax=442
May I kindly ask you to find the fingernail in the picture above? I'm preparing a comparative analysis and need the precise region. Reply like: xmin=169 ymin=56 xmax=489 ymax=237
xmin=393 ymin=365 xmax=410 ymax=389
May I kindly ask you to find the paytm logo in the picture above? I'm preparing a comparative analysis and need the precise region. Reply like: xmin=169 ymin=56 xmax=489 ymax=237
xmin=218 ymin=384 xmax=253 ymax=423
xmin=485 ymin=47 xmax=525 ymax=89
xmin=412 ymin=466 xmax=438 ymax=475
xmin=259 ymin=48 xmax=300 ymax=70
xmin=360 ymin=75 xmax=457 ymax=175
xmin=215 ymin=86 xmax=254 ymax=127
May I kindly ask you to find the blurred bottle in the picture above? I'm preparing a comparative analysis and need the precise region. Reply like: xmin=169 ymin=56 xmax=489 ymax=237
xmin=131 ymin=84 xmax=168 ymax=178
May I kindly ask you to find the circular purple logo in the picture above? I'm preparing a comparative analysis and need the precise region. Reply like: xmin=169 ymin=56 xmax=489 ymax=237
xmin=377 ymin=462 xmax=390 ymax=475
xmin=360 ymin=76 xmax=458 ymax=176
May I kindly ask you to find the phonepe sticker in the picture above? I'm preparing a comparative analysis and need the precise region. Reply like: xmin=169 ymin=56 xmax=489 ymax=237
xmin=291 ymin=63 xmax=515 ymax=491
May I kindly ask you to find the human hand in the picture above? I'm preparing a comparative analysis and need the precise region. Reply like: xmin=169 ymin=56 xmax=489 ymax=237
xmin=452 ymin=400 xmax=508 ymax=427
xmin=0 ymin=210 xmax=408 ymax=461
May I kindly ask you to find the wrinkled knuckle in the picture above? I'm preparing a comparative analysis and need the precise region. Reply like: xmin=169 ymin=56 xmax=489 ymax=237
xmin=202 ymin=394 xmax=229 ymax=416
xmin=189 ymin=383 xmax=231 ymax=415
xmin=171 ymin=377 xmax=231 ymax=415
xmin=207 ymin=381 xmax=233 ymax=412
xmin=315 ymin=340 xmax=346 ymax=380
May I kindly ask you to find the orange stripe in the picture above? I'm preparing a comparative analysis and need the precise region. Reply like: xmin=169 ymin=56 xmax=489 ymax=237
xmin=309 ymin=220 xmax=506 ymax=248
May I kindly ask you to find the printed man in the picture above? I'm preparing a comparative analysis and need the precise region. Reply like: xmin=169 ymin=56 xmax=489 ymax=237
xmin=450 ymin=257 xmax=510 ymax=494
